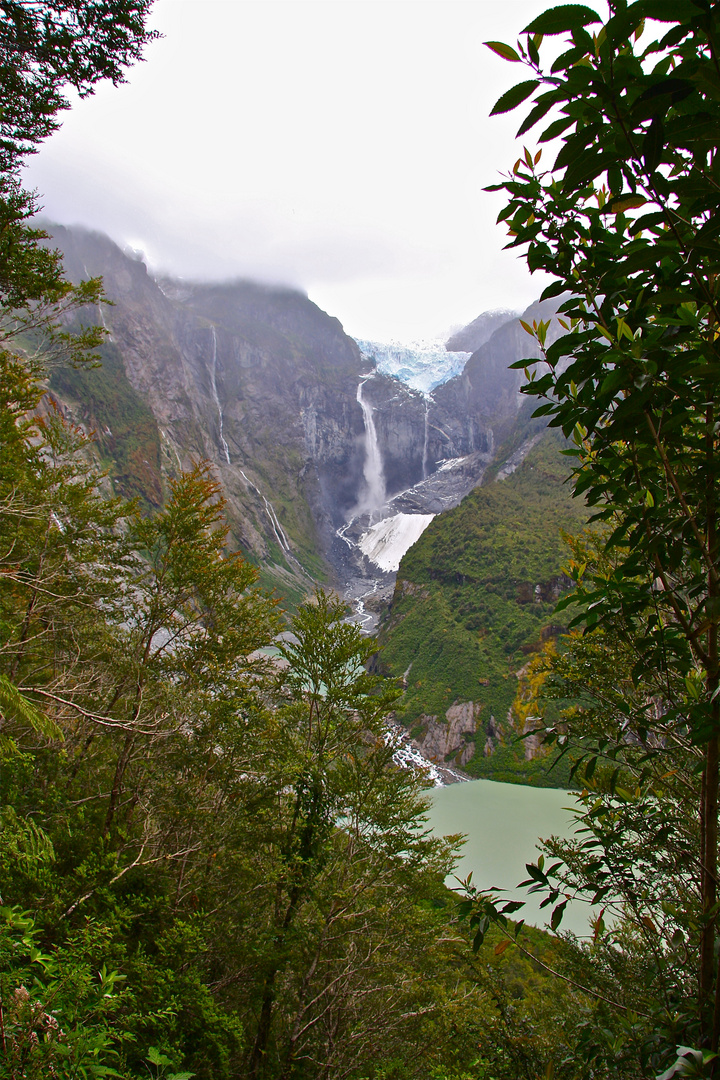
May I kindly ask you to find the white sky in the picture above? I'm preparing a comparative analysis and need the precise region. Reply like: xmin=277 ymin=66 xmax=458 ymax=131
xmin=23 ymin=0 xmax=562 ymax=342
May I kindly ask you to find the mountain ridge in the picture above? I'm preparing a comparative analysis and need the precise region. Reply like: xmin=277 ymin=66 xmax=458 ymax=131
xmin=43 ymin=222 xmax=549 ymax=603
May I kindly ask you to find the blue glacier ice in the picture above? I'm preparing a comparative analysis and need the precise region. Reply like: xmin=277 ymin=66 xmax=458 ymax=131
xmin=353 ymin=338 xmax=470 ymax=395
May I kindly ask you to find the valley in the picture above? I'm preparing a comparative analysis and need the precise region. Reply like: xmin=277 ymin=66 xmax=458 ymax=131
xmin=43 ymin=222 xmax=580 ymax=789
xmin=4 ymin=6 xmax=715 ymax=1076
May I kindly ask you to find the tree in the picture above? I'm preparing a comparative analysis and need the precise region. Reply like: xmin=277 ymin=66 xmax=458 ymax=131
xmin=222 ymin=591 xmax=457 ymax=1080
xmin=0 ymin=0 xmax=158 ymax=173
xmin=483 ymin=0 xmax=720 ymax=1061
xmin=0 ymin=0 xmax=159 ymax=375
xmin=512 ymin=548 xmax=706 ymax=1074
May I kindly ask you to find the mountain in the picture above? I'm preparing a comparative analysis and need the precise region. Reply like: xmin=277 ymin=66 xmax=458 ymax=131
xmin=445 ymin=308 xmax=520 ymax=353
xmin=39 ymin=223 xmax=587 ymax=784
xmin=46 ymin=224 xmax=417 ymax=597
xmin=376 ymin=426 xmax=586 ymax=786
xmin=44 ymin=224 xmax=553 ymax=604
xmin=432 ymin=298 xmax=564 ymax=447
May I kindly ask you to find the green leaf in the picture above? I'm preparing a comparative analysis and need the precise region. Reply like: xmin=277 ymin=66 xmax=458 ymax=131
xmin=550 ymin=900 xmax=568 ymax=931
xmin=562 ymin=146 xmax=611 ymax=190
xmin=633 ymin=78 xmax=695 ymax=121
xmin=550 ymin=44 xmax=588 ymax=73
xmin=490 ymin=80 xmax=540 ymax=116
xmin=484 ymin=41 xmax=521 ymax=62
xmin=635 ymin=0 xmax=699 ymax=22
xmin=524 ymin=5 xmax=602 ymax=36
xmin=148 ymin=1048 xmax=173 ymax=1067
xmin=643 ymin=115 xmax=665 ymax=173
xmin=0 ymin=675 xmax=61 ymax=742
xmin=517 ymin=95 xmax=558 ymax=137
xmin=605 ymin=194 xmax=647 ymax=214
xmin=539 ymin=115 xmax=575 ymax=142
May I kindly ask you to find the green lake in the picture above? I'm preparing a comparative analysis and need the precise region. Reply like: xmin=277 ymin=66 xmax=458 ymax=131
xmin=427 ymin=778 xmax=593 ymax=937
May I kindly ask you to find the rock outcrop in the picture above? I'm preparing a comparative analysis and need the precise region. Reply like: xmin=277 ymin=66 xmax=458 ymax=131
xmin=433 ymin=298 xmax=564 ymax=448
xmin=412 ymin=701 xmax=482 ymax=767
xmin=445 ymin=309 xmax=519 ymax=354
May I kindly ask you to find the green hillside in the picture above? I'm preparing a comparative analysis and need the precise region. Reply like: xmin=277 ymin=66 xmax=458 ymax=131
xmin=378 ymin=429 xmax=586 ymax=785
xmin=50 ymin=335 xmax=164 ymax=509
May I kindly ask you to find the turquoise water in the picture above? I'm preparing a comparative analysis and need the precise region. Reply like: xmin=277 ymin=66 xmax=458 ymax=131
xmin=427 ymin=778 xmax=593 ymax=937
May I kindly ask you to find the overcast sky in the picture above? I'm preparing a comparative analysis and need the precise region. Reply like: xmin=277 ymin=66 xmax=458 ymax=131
xmin=23 ymin=0 xmax=563 ymax=342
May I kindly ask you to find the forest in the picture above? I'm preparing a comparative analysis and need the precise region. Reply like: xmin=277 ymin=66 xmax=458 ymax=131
xmin=2 ymin=1 xmax=720 ymax=1078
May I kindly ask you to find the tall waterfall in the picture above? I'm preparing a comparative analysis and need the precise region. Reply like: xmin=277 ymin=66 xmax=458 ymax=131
xmin=422 ymin=398 xmax=430 ymax=480
xmin=356 ymin=378 xmax=386 ymax=514
xmin=209 ymin=326 xmax=231 ymax=465
xmin=238 ymin=468 xmax=308 ymax=576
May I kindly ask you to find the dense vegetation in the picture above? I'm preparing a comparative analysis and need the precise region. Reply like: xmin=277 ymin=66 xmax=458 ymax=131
xmin=379 ymin=426 xmax=586 ymax=784
xmin=49 ymin=331 xmax=164 ymax=508
xmin=460 ymin=0 xmax=720 ymax=1074
xmin=0 ymin=6 xmax=605 ymax=1079
xmin=4 ymin=1 xmax=720 ymax=1078
xmin=0 ymin=229 xmax=596 ymax=1078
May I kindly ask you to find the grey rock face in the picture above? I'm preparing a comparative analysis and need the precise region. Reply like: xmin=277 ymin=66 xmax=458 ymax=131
xmin=43 ymin=223 xmax=558 ymax=593
xmin=445 ymin=308 xmax=519 ymax=354
xmin=434 ymin=298 xmax=561 ymax=446
xmin=412 ymin=701 xmax=482 ymax=767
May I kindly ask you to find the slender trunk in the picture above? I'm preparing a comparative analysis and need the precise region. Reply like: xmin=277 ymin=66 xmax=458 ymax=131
xmin=248 ymin=781 xmax=324 ymax=1078
xmin=277 ymin=915 xmax=333 ymax=1080
xmin=705 ymin=401 xmax=719 ymax=1050
xmin=247 ymin=878 xmax=306 ymax=1079
xmin=8 ymin=591 xmax=37 ymax=681
xmin=102 ymin=675 xmax=146 ymax=836
xmin=248 ymin=973 xmax=279 ymax=1080
xmin=103 ymin=729 xmax=135 ymax=837
xmin=68 ymin=680 xmax=129 ymax=782
xmin=701 ymin=735 xmax=718 ymax=1016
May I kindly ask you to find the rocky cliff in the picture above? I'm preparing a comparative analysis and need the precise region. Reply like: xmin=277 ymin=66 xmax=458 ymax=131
xmin=46 ymin=225 xmax=421 ymax=595
xmin=43 ymin=223 xmax=563 ymax=609
xmin=433 ymin=298 xmax=563 ymax=448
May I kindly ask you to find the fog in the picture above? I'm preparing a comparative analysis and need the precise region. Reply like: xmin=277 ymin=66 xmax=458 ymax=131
xmin=22 ymin=0 xmax=557 ymax=341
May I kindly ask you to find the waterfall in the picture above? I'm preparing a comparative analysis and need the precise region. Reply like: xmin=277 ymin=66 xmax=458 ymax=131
xmin=238 ymin=468 xmax=309 ymax=576
xmin=239 ymin=469 xmax=289 ymax=551
xmin=209 ymin=327 xmax=231 ymax=465
xmin=97 ymin=304 xmax=110 ymax=334
xmin=422 ymin=398 xmax=430 ymax=480
xmin=356 ymin=378 xmax=386 ymax=514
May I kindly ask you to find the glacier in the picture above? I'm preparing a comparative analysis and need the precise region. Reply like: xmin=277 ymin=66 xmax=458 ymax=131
xmin=354 ymin=338 xmax=470 ymax=395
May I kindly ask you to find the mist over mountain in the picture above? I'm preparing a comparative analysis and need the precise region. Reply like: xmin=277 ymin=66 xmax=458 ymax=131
xmin=41 ymin=222 xmax=579 ymax=785
xmin=47 ymin=224 xmax=551 ymax=601
xmin=445 ymin=308 xmax=520 ymax=353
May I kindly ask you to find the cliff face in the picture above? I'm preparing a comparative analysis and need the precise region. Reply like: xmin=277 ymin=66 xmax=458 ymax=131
xmin=445 ymin=309 xmax=519 ymax=354
xmin=45 ymin=223 xmax=559 ymax=600
xmin=433 ymin=299 xmax=562 ymax=448
xmin=48 ymin=225 xmax=376 ymax=592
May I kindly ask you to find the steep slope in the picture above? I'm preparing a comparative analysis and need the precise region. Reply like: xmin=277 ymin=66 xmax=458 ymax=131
xmin=44 ymin=225 xmax=415 ymax=597
xmin=40 ymin=226 xmax=543 ymax=598
xmin=432 ymin=298 xmax=563 ymax=448
xmin=43 ymin=224 xmax=572 ymax=619
xmin=378 ymin=427 xmax=586 ymax=785
xmin=445 ymin=309 xmax=519 ymax=354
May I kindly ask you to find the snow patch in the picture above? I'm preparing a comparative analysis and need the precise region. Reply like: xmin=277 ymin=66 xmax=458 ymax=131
xmin=437 ymin=456 xmax=468 ymax=473
xmin=358 ymin=513 xmax=435 ymax=573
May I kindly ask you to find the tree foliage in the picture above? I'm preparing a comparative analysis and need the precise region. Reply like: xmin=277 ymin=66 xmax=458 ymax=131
xmin=478 ymin=0 xmax=720 ymax=1069
xmin=0 ymin=0 xmax=158 ymax=172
